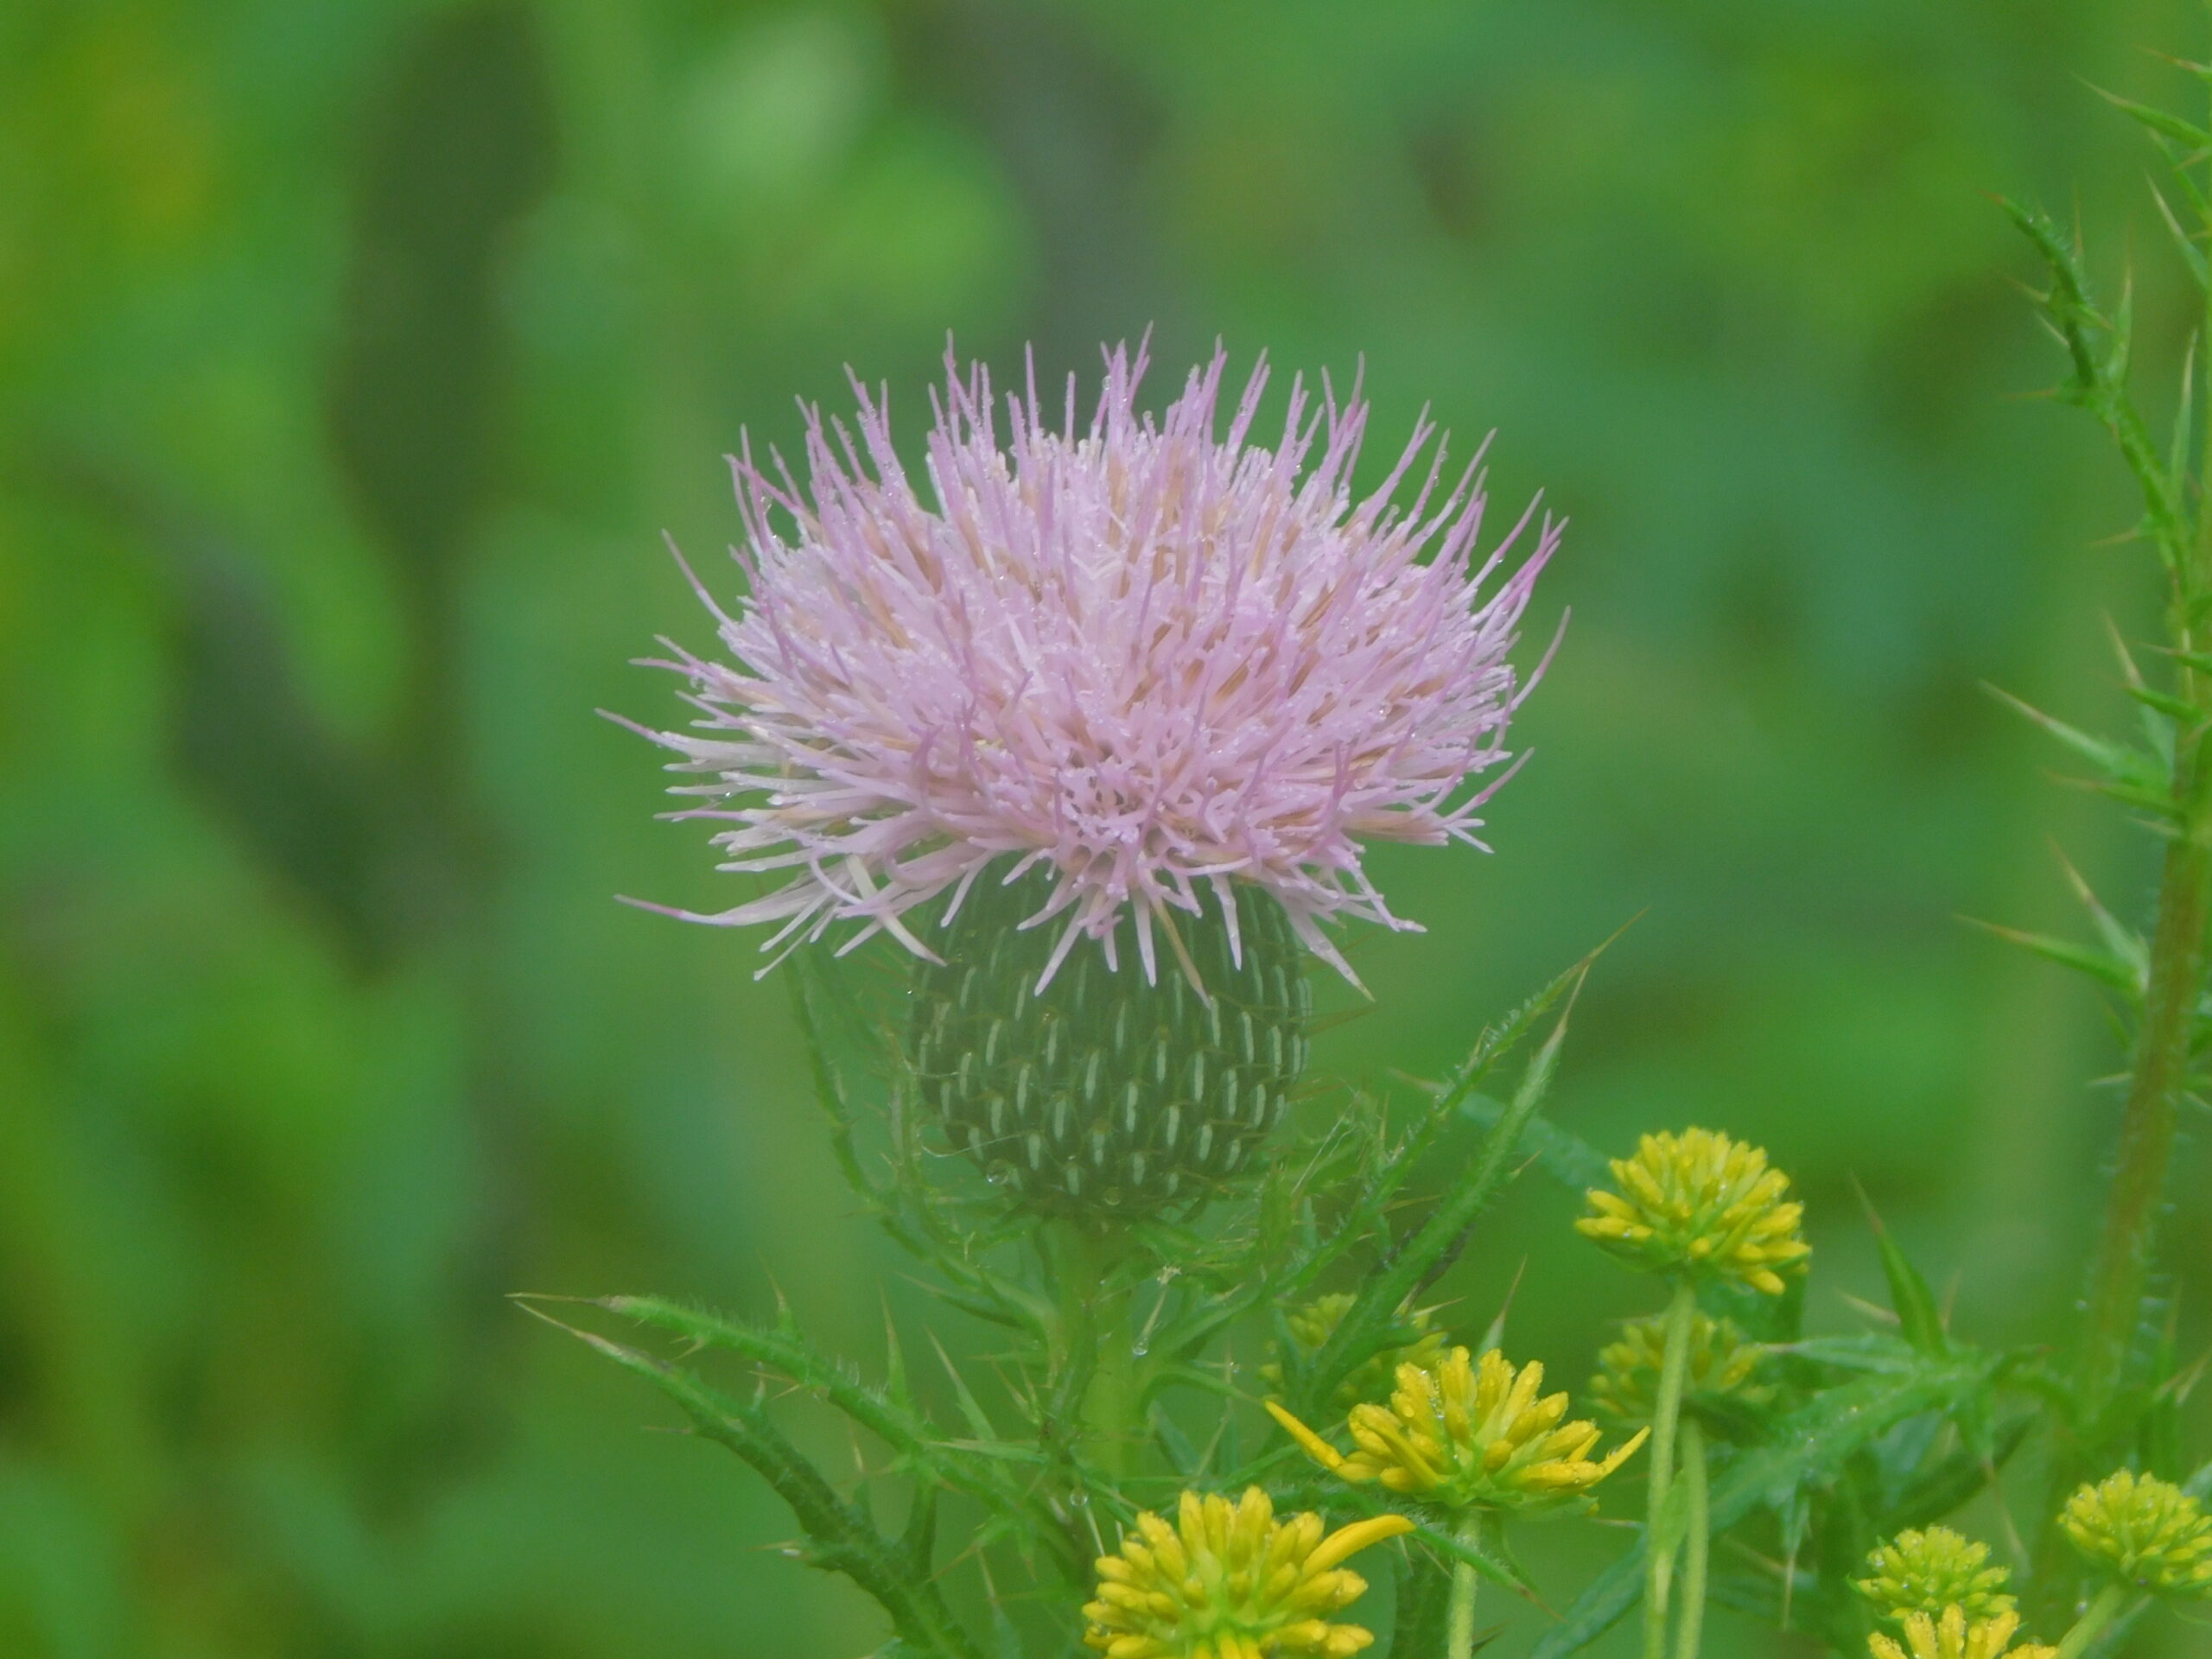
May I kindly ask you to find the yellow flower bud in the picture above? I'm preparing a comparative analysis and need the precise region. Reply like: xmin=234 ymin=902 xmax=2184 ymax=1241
xmin=1576 ymin=1128 xmax=1809 ymax=1293
xmin=2060 ymin=1469 xmax=2212 ymax=1597
xmin=1083 ymin=1488 xmax=1412 ymax=1658
xmin=1268 ymin=1346 xmax=1646 ymax=1516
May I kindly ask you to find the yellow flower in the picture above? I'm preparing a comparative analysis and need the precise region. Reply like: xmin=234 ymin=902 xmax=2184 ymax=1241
xmin=1575 ymin=1128 xmax=1809 ymax=1293
xmin=1853 ymin=1527 xmax=2015 ymax=1624
xmin=1866 ymin=1606 xmax=2055 ymax=1659
xmin=1083 ymin=1488 xmax=1413 ymax=1659
xmin=1588 ymin=1309 xmax=1770 ymax=1427
xmin=1261 ymin=1294 xmax=1452 ymax=1408
xmin=2059 ymin=1469 xmax=2212 ymax=1597
xmin=1267 ymin=1346 xmax=1647 ymax=1516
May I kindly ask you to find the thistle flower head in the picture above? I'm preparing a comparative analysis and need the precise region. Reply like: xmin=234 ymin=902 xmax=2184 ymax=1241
xmin=1574 ymin=1128 xmax=1809 ymax=1293
xmin=1866 ymin=1608 xmax=2055 ymax=1659
xmin=1588 ymin=1309 xmax=1770 ymax=1427
xmin=1262 ymin=1294 xmax=1452 ymax=1408
xmin=1267 ymin=1346 xmax=1646 ymax=1516
xmin=1083 ymin=1487 xmax=1413 ymax=1659
xmin=2059 ymin=1469 xmax=2212 ymax=1597
xmin=638 ymin=342 xmax=1556 ymax=989
xmin=1853 ymin=1528 xmax=2016 ymax=1625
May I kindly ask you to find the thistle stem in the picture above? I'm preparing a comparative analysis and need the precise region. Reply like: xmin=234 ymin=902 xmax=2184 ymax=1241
xmin=1642 ymin=1280 xmax=1699 ymax=1659
xmin=2052 ymin=1582 xmax=2130 ymax=1659
xmin=2078 ymin=766 xmax=2211 ymax=1423
xmin=2078 ymin=227 xmax=2212 ymax=1428
xmin=1052 ymin=1223 xmax=1138 ymax=1481
xmin=1673 ymin=1418 xmax=1709 ymax=1659
xmin=1445 ymin=1510 xmax=1485 ymax=1659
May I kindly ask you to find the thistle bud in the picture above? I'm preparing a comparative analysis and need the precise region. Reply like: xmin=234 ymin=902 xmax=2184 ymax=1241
xmin=909 ymin=861 xmax=1309 ymax=1220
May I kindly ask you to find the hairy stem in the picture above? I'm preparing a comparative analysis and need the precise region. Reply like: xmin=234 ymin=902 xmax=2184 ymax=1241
xmin=1643 ymin=1280 xmax=1699 ymax=1659
xmin=1673 ymin=1418 xmax=1708 ymax=1659
xmin=2079 ymin=584 xmax=2212 ymax=1424
xmin=2052 ymin=1582 xmax=2130 ymax=1659
xmin=1446 ymin=1510 xmax=1486 ymax=1659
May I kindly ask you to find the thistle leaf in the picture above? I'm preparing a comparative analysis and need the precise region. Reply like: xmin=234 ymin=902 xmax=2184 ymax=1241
xmin=1456 ymin=1091 xmax=1612 ymax=1188
xmin=1961 ymin=916 xmax=2141 ymax=996
xmin=1300 ymin=984 xmax=1579 ymax=1410
xmin=518 ymin=1302 xmax=985 ymax=1659
xmin=2150 ymin=185 xmax=2210 ymax=295
xmin=1856 ymin=1191 xmax=1948 ymax=1356
xmin=2091 ymin=85 xmax=2212 ymax=152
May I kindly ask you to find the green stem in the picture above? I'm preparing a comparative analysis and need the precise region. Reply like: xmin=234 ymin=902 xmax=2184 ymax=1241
xmin=1052 ymin=1223 xmax=1137 ymax=1482
xmin=1643 ymin=1281 xmax=1699 ymax=1659
xmin=1445 ymin=1510 xmax=1485 ymax=1659
xmin=2078 ymin=213 xmax=2212 ymax=1429
xmin=2052 ymin=1582 xmax=2130 ymax=1659
xmin=1673 ymin=1418 xmax=1708 ymax=1659
xmin=2078 ymin=794 xmax=2210 ymax=1423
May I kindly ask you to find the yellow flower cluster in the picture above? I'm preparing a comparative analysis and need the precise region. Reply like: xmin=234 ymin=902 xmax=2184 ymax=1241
xmin=1853 ymin=1527 xmax=2015 ymax=1625
xmin=1866 ymin=1607 xmax=2054 ymax=1659
xmin=1576 ymin=1128 xmax=1809 ymax=1293
xmin=1262 ymin=1294 xmax=1451 ymax=1409
xmin=2060 ymin=1470 xmax=2212 ymax=1597
xmin=1084 ymin=1488 xmax=1412 ymax=1659
xmin=1588 ymin=1309 xmax=1769 ymax=1427
xmin=1268 ymin=1346 xmax=1646 ymax=1516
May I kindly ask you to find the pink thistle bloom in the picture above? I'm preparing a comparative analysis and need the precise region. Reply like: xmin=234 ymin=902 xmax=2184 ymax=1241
xmin=630 ymin=342 xmax=1560 ymax=989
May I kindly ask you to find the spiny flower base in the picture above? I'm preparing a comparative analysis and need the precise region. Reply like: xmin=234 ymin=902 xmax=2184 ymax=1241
xmin=908 ymin=863 xmax=1311 ymax=1222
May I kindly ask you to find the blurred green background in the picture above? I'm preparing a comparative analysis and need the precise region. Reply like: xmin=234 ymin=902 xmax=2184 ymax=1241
xmin=4 ymin=0 xmax=2210 ymax=1653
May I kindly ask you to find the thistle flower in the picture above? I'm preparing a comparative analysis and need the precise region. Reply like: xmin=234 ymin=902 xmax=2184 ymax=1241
xmin=1262 ymin=1293 xmax=1452 ymax=1408
xmin=2059 ymin=1469 xmax=2212 ymax=1596
xmin=1588 ymin=1309 xmax=1770 ymax=1427
xmin=632 ymin=344 xmax=1555 ymax=1220
xmin=1575 ymin=1128 xmax=1809 ymax=1293
xmin=1266 ymin=1346 xmax=1646 ymax=1516
xmin=1853 ymin=1528 xmax=2016 ymax=1625
xmin=1866 ymin=1608 xmax=2056 ymax=1659
xmin=1083 ymin=1487 xmax=1413 ymax=1659
xmin=638 ymin=343 xmax=1555 ymax=987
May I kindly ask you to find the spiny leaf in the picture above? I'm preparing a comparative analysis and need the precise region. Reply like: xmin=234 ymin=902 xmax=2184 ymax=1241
xmin=1301 ymin=984 xmax=1579 ymax=1411
xmin=1984 ymin=684 xmax=2170 ymax=791
xmin=2091 ymin=84 xmax=2212 ymax=152
xmin=1855 ymin=1188 xmax=1948 ymax=1356
xmin=2058 ymin=849 xmax=2152 ymax=977
xmin=2151 ymin=183 xmax=2211 ymax=295
xmin=519 ymin=1302 xmax=984 ymax=1659
xmin=1456 ymin=1092 xmax=1612 ymax=1189
xmin=1961 ymin=916 xmax=2141 ymax=996
xmin=2126 ymin=681 xmax=2204 ymax=726
xmin=1414 ymin=1517 xmax=1543 ymax=1602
